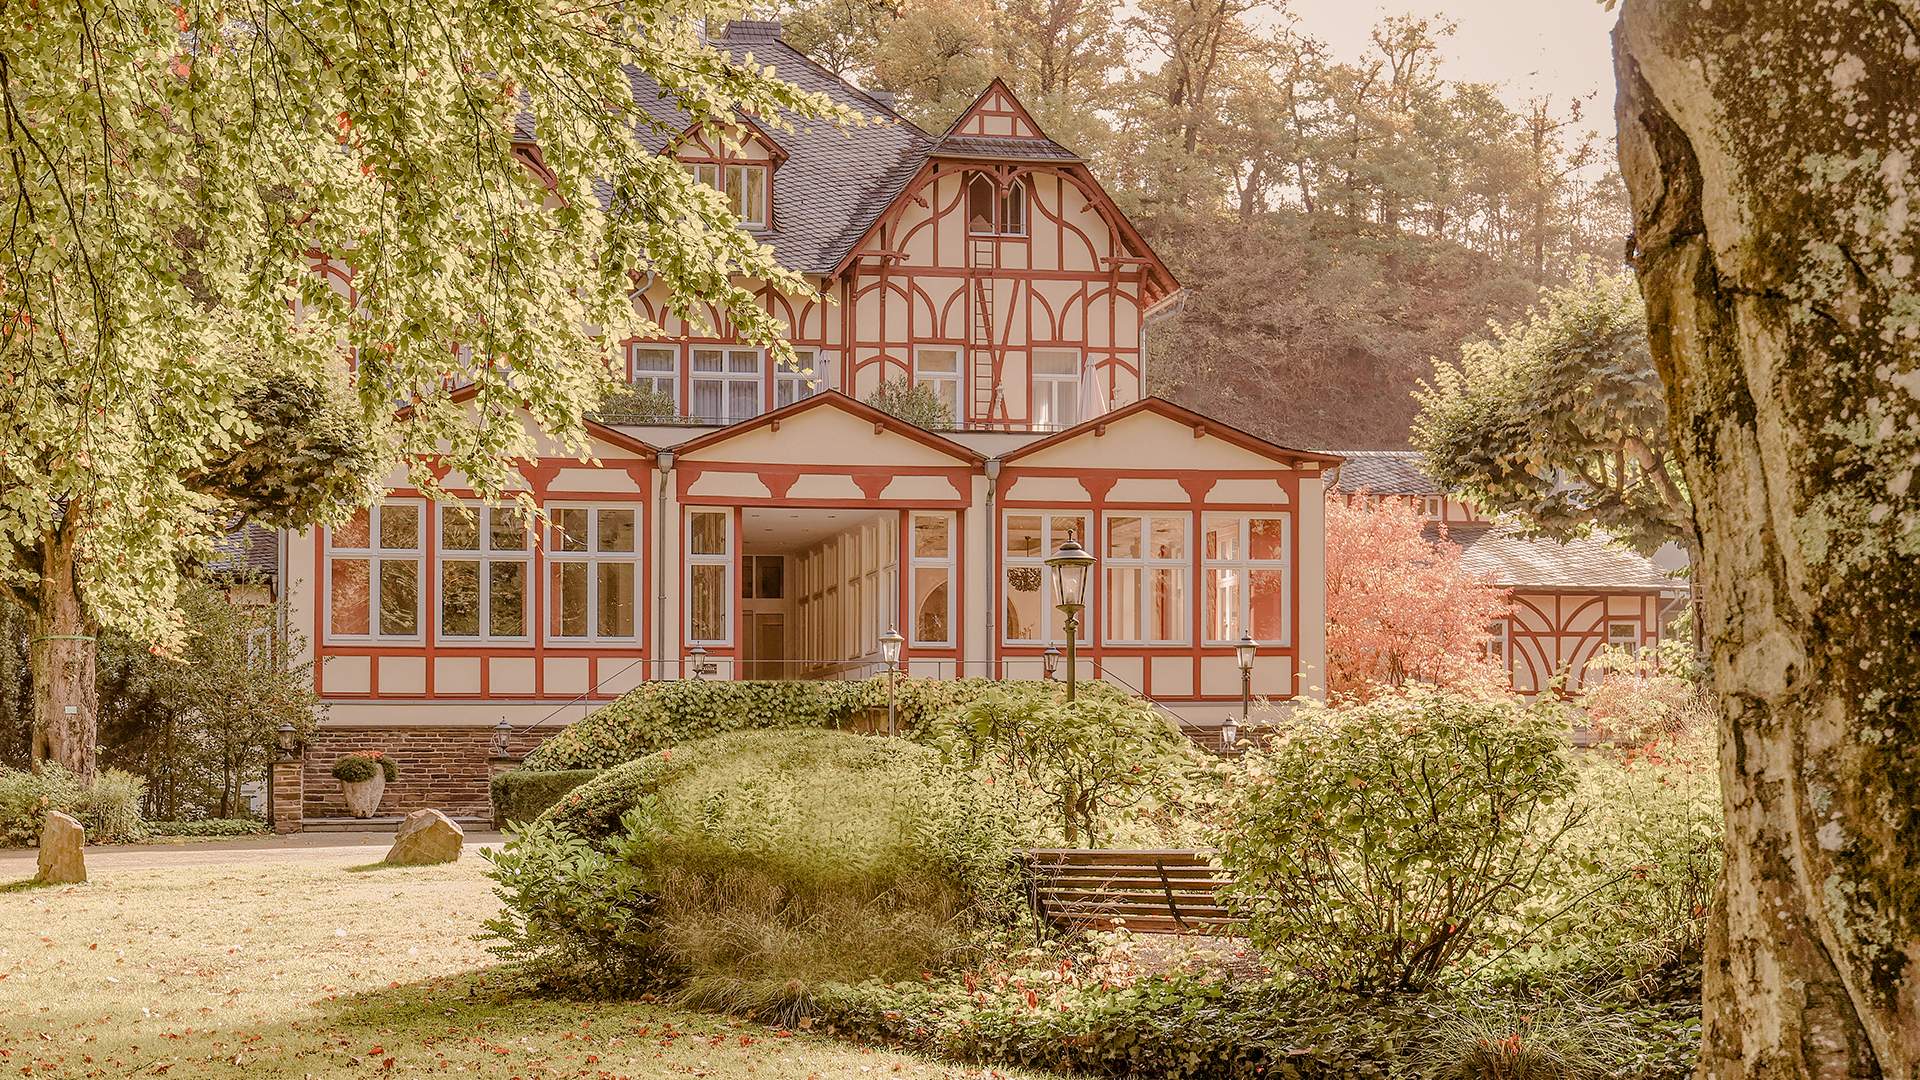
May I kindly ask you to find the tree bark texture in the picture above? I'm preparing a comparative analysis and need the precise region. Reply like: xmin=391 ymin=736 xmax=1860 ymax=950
xmin=1615 ymin=4 xmax=1920 ymax=1078
xmin=28 ymin=525 xmax=98 ymax=786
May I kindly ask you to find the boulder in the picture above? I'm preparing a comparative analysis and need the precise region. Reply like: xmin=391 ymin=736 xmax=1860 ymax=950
xmin=384 ymin=809 xmax=463 ymax=865
xmin=36 ymin=811 xmax=86 ymax=883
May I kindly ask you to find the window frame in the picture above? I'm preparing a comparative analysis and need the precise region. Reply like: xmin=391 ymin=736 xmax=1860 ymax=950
xmin=689 ymin=162 xmax=770 ymax=228
xmin=1102 ymin=512 xmax=1191 ymax=646
xmin=1031 ymin=349 xmax=1081 ymax=432
xmin=323 ymin=499 xmax=426 ymax=645
xmin=774 ymin=348 xmax=830 ymax=408
xmin=966 ymin=173 xmax=1028 ymax=236
xmin=909 ymin=512 xmax=956 ymax=647
xmin=1606 ymin=620 xmax=1640 ymax=653
xmin=434 ymin=502 xmax=534 ymax=645
xmin=688 ymin=346 xmax=765 ymax=425
xmin=543 ymin=504 xmax=643 ymax=647
xmin=686 ymin=507 xmax=734 ymax=647
xmin=1200 ymin=514 xmax=1292 ymax=647
xmin=1000 ymin=510 xmax=1092 ymax=646
xmin=630 ymin=343 xmax=679 ymax=402
xmin=914 ymin=346 xmax=963 ymax=424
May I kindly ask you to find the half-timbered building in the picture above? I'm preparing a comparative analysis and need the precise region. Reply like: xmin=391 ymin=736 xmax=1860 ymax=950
xmin=278 ymin=23 xmax=1333 ymax=823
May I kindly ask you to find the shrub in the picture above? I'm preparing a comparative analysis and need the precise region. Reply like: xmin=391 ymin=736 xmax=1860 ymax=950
xmin=485 ymin=729 xmax=1022 ymax=1002
xmin=489 ymin=768 xmax=603 ymax=825
xmin=0 ymin=763 xmax=149 ymax=845
xmin=145 ymin=817 xmax=270 ymax=837
xmin=864 ymin=377 xmax=953 ymax=429
xmin=331 ymin=751 xmax=398 ymax=783
xmin=1220 ymin=690 xmax=1581 ymax=993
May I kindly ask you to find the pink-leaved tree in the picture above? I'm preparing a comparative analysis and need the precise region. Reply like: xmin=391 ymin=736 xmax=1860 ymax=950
xmin=1324 ymin=492 xmax=1513 ymax=701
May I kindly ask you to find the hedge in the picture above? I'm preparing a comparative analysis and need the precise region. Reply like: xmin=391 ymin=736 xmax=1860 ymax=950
xmin=490 ymin=769 xmax=604 ymax=826
xmin=519 ymin=675 xmax=1145 ymax=772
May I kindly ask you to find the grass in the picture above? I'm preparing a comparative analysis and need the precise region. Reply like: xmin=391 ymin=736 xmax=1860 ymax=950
xmin=0 ymin=855 xmax=1045 ymax=1079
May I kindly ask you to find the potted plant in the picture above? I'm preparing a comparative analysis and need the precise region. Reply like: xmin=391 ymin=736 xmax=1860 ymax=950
xmin=331 ymin=751 xmax=400 ymax=818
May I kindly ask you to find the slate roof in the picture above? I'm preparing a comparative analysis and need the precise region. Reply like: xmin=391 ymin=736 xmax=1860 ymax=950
xmin=205 ymin=524 xmax=280 ymax=581
xmin=1450 ymin=524 xmax=1680 ymax=592
xmin=1325 ymin=450 xmax=1438 ymax=496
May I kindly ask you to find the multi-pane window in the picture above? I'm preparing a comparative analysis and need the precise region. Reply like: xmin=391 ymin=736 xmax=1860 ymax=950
xmin=547 ymin=507 xmax=639 ymax=643
xmin=1486 ymin=621 xmax=1510 ymax=670
xmin=689 ymin=163 xmax=768 ymax=228
xmin=1420 ymin=495 xmax=1444 ymax=518
xmin=1607 ymin=621 xmax=1640 ymax=653
xmin=911 ymin=513 xmax=954 ymax=646
xmin=966 ymin=174 xmax=1026 ymax=235
xmin=1202 ymin=515 xmax=1289 ymax=645
xmin=1003 ymin=513 xmax=1089 ymax=644
xmin=690 ymin=348 xmax=763 ymax=424
xmin=326 ymin=502 xmax=422 ymax=639
xmin=775 ymin=348 xmax=828 ymax=408
xmin=687 ymin=510 xmax=731 ymax=644
xmin=915 ymin=347 xmax=961 ymax=423
xmin=1105 ymin=515 xmax=1187 ymax=644
xmin=439 ymin=505 xmax=531 ymax=640
xmin=631 ymin=345 xmax=677 ymax=400
xmin=1032 ymin=350 xmax=1080 ymax=431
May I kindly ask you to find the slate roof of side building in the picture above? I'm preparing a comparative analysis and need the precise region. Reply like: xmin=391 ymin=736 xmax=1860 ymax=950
xmin=1325 ymin=450 xmax=1684 ymax=594
xmin=518 ymin=20 xmax=1091 ymax=277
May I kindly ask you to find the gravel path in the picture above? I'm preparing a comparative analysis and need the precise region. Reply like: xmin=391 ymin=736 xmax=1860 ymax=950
xmin=0 ymin=830 xmax=507 ymax=872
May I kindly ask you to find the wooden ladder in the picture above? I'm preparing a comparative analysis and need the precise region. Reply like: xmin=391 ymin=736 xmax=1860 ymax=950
xmin=970 ymin=238 xmax=1000 ymax=426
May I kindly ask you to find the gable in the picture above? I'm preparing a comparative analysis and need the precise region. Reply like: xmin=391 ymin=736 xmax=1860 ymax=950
xmin=673 ymin=394 xmax=976 ymax=469
xmin=671 ymin=119 xmax=788 ymax=167
xmin=1006 ymin=410 xmax=1298 ymax=473
xmin=947 ymin=80 xmax=1047 ymax=140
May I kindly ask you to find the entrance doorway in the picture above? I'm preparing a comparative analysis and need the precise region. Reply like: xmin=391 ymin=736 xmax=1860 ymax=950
xmin=738 ymin=508 xmax=899 ymax=680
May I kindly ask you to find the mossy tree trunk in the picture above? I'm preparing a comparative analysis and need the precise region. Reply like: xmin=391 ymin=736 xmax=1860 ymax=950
xmin=1615 ymin=3 xmax=1920 ymax=1076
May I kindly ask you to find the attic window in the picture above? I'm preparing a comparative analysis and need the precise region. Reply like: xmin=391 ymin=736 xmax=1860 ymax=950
xmin=689 ymin=163 xmax=769 ymax=228
xmin=967 ymin=174 xmax=1025 ymax=236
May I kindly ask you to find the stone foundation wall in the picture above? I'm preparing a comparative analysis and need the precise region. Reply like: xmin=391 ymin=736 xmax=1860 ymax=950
xmin=301 ymin=727 xmax=557 ymax=820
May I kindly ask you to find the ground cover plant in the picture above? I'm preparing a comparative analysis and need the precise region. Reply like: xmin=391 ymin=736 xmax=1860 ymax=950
xmin=0 ymin=850 xmax=1049 ymax=1080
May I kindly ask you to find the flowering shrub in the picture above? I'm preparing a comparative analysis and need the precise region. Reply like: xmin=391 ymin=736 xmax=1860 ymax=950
xmin=330 ymin=750 xmax=398 ymax=783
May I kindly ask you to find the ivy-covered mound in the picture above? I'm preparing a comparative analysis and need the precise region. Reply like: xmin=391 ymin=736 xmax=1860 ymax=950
xmin=517 ymin=675 xmax=1145 ymax=771
xmin=484 ymin=729 xmax=1023 ymax=1012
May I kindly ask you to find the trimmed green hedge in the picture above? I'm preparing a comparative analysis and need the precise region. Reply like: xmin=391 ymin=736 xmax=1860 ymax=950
xmin=520 ymin=675 xmax=1144 ymax=772
xmin=490 ymin=769 xmax=604 ymax=825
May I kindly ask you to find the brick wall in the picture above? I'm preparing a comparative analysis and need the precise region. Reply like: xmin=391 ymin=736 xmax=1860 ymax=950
xmin=270 ymin=760 xmax=304 ymax=833
xmin=302 ymin=727 xmax=555 ymax=820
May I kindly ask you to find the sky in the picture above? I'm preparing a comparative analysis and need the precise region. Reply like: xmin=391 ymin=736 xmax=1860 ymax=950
xmin=1282 ymin=0 xmax=1624 ymax=122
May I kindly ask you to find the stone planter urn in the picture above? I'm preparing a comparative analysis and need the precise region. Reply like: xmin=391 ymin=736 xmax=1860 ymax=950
xmin=341 ymin=774 xmax=386 ymax=818
xmin=330 ymin=751 xmax=399 ymax=819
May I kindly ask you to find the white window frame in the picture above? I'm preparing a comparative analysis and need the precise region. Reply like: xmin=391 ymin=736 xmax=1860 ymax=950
xmin=630 ymin=343 xmax=679 ymax=401
xmin=1001 ymin=510 xmax=1091 ymax=645
xmin=1486 ymin=620 xmax=1510 ymax=671
xmin=686 ymin=508 xmax=733 ymax=646
xmin=1606 ymin=620 xmax=1640 ymax=653
xmin=1420 ymin=495 xmax=1444 ymax=518
xmin=435 ymin=502 xmax=533 ymax=644
xmin=966 ymin=173 xmax=1027 ymax=236
xmin=1032 ymin=349 xmax=1081 ymax=432
xmin=909 ymin=512 xmax=955 ymax=647
xmin=544 ymin=505 xmax=643 ymax=646
xmin=775 ymin=348 xmax=830 ymax=408
xmin=915 ymin=346 xmax=963 ymax=424
xmin=689 ymin=346 xmax=765 ymax=425
xmin=689 ymin=162 xmax=769 ymax=228
xmin=323 ymin=499 xmax=426 ymax=643
xmin=1201 ymin=514 xmax=1292 ymax=647
xmin=1102 ymin=513 xmax=1190 ymax=646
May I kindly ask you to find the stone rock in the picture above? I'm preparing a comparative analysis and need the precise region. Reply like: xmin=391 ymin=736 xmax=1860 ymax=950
xmin=36 ymin=811 xmax=86 ymax=883
xmin=384 ymin=809 xmax=463 ymax=865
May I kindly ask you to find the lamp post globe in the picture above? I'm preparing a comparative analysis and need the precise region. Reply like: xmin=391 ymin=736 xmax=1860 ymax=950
xmin=1235 ymin=632 xmax=1259 ymax=733
xmin=879 ymin=627 xmax=905 ymax=736
xmin=1044 ymin=533 xmax=1097 ymax=702
xmin=688 ymin=645 xmax=708 ymax=681
xmin=1042 ymin=645 xmax=1061 ymax=681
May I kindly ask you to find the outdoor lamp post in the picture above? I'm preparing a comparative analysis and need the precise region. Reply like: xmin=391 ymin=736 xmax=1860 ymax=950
xmin=1044 ymin=534 xmax=1096 ymax=702
xmin=492 ymin=717 xmax=514 ymax=758
xmin=880 ymin=627 xmax=905 ymax=735
xmin=275 ymin=721 xmax=300 ymax=761
xmin=1234 ymin=632 xmax=1259 ymax=746
xmin=1042 ymin=645 xmax=1061 ymax=681
xmin=688 ymin=645 xmax=708 ymax=681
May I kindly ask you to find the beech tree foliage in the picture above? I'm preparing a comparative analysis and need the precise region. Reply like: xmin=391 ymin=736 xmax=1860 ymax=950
xmin=1323 ymin=492 xmax=1511 ymax=701
xmin=1 ymin=0 xmax=848 ymax=781
xmin=1413 ymin=269 xmax=1693 ymax=556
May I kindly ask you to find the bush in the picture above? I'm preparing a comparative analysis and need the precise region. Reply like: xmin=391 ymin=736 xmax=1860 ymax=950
xmin=145 ymin=817 xmax=270 ymax=838
xmin=864 ymin=377 xmax=954 ymax=429
xmin=0 ymin=763 xmax=150 ymax=845
xmin=519 ymin=675 xmax=1146 ymax=772
xmin=1220 ymin=690 xmax=1581 ymax=993
xmin=331 ymin=751 xmax=399 ymax=783
xmin=484 ymin=729 xmax=1022 ymax=1002
xmin=489 ymin=769 xmax=603 ymax=825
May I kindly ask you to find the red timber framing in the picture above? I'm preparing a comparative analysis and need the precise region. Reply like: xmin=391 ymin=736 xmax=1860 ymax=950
xmin=1502 ymin=589 xmax=1689 ymax=695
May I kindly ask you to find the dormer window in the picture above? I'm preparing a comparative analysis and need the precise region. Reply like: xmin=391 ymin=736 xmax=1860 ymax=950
xmin=967 ymin=174 xmax=1025 ymax=236
xmin=689 ymin=163 xmax=769 ymax=228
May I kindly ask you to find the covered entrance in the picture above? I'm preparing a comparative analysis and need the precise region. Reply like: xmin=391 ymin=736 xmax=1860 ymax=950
xmin=738 ymin=507 xmax=900 ymax=681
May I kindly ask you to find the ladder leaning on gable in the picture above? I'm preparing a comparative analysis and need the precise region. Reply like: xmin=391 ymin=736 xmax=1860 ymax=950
xmin=970 ymin=237 xmax=1004 ymax=428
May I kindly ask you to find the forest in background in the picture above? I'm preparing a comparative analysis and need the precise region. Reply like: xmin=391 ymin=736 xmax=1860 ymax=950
xmin=778 ymin=0 xmax=1632 ymax=448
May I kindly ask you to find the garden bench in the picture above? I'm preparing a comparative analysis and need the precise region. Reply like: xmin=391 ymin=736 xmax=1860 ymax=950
xmin=1025 ymin=848 xmax=1244 ymax=935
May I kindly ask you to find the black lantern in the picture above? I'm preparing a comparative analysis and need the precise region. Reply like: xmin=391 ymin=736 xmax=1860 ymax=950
xmin=275 ymin=721 xmax=300 ymax=760
xmin=1221 ymin=715 xmax=1240 ymax=751
xmin=1044 ymin=533 xmax=1097 ymax=702
xmin=1042 ymin=645 xmax=1061 ymax=680
xmin=688 ymin=645 xmax=709 ymax=681
xmin=492 ymin=718 xmax=514 ymax=758
xmin=1235 ymin=632 xmax=1259 ymax=736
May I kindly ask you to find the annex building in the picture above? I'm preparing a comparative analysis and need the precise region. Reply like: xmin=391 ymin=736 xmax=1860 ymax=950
xmin=279 ymin=22 xmax=1337 ymax=822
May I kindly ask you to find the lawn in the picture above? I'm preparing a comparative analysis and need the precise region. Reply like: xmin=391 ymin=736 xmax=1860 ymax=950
xmin=0 ymin=855 xmax=1043 ymax=1080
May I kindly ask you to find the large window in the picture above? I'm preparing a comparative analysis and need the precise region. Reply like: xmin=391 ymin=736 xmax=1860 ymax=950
xmin=326 ymin=502 xmax=422 ymax=640
xmin=1202 ymin=515 xmax=1289 ymax=645
xmin=548 ymin=507 xmax=639 ymax=643
xmin=439 ymin=505 xmax=531 ymax=641
xmin=1003 ymin=512 xmax=1089 ymax=644
xmin=631 ymin=345 xmax=677 ymax=399
xmin=1105 ymin=514 xmax=1187 ymax=644
xmin=689 ymin=162 xmax=768 ymax=228
xmin=687 ymin=509 xmax=731 ymax=644
xmin=775 ymin=348 xmax=829 ymax=408
xmin=915 ymin=347 xmax=961 ymax=423
xmin=967 ymin=174 xmax=1026 ymax=236
xmin=911 ymin=513 xmax=954 ymax=646
xmin=690 ymin=347 xmax=763 ymax=424
xmin=1032 ymin=349 xmax=1080 ymax=431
